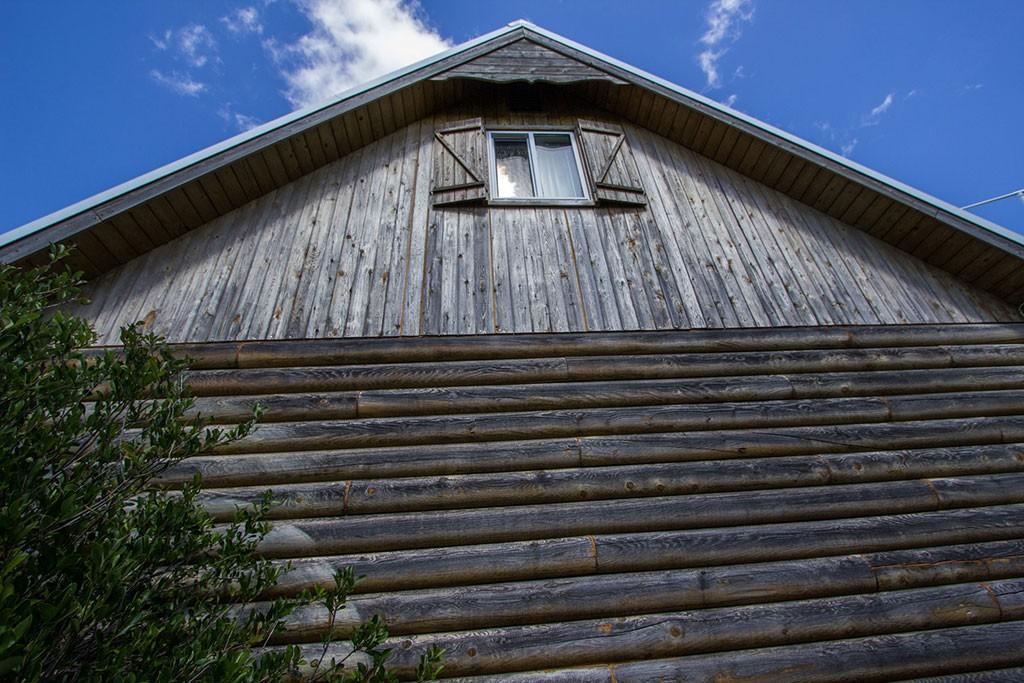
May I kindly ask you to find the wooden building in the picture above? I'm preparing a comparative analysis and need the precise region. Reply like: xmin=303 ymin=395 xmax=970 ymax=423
xmin=4 ymin=20 xmax=1024 ymax=680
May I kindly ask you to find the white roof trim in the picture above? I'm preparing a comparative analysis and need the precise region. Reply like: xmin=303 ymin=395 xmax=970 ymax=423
xmin=3 ymin=19 xmax=1022 ymax=257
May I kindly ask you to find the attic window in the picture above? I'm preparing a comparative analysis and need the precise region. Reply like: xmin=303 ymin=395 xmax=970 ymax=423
xmin=488 ymin=131 xmax=587 ymax=200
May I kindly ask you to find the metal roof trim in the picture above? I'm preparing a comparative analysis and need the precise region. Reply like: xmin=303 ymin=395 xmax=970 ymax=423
xmin=0 ymin=22 xmax=525 ymax=249
xmin=3 ymin=18 xmax=1022 ymax=257
xmin=515 ymin=21 xmax=1024 ymax=252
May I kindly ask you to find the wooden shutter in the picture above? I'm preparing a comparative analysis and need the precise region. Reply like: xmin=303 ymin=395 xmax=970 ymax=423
xmin=576 ymin=119 xmax=646 ymax=206
xmin=431 ymin=118 xmax=488 ymax=206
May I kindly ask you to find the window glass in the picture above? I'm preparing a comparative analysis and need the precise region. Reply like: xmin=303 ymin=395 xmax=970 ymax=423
xmin=493 ymin=135 xmax=534 ymax=198
xmin=532 ymin=133 xmax=584 ymax=198
xmin=490 ymin=131 xmax=587 ymax=200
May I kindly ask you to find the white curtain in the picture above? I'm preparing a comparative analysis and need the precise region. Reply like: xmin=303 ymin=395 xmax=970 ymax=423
xmin=533 ymin=134 xmax=583 ymax=198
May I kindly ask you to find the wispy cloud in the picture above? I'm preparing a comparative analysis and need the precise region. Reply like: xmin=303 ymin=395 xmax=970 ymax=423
xmin=222 ymin=7 xmax=264 ymax=35
xmin=862 ymin=92 xmax=894 ymax=126
xmin=218 ymin=104 xmax=261 ymax=131
xmin=178 ymin=24 xmax=218 ymax=67
xmin=696 ymin=0 xmax=753 ymax=89
xmin=150 ymin=69 xmax=206 ymax=97
xmin=147 ymin=23 xmax=219 ymax=99
xmin=149 ymin=29 xmax=172 ymax=51
xmin=960 ymin=82 xmax=984 ymax=94
xmin=722 ymin=93 xmax=738 ymax=108
xmin=149 ymin=23 xmax=217 ymax=64
xmin=814 ymin=90 xmax=907 ymax=158
xmin=266 ymin=0 xmax=450 ymax=109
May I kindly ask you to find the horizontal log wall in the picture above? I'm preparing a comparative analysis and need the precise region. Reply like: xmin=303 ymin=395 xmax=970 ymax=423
xmin=72 ymin=95 xmax=1018 ymax=344
xmin=150 ymin=323 xmax=1024 ymax=679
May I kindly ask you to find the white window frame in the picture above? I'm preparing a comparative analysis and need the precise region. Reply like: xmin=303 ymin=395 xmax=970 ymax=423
xmin=487 ymin=130 xmax=590 ymax=202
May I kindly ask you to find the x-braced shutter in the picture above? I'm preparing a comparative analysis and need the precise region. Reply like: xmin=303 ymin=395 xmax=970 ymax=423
xmin=431 ymin=118 xmax=488 ymax=206
xmin=576 ymin=119 xmax=647 ymax=206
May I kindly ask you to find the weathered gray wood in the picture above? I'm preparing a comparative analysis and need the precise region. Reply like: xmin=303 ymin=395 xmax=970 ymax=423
xmin=430 ymin=117 xmax=487 ymax=206
xmin=278 ymin=579 xmax=1021 ymax=675
xmin=156 ymin=415 xmax=1024 ymax=489
xmin=196 ymin=442 xmax=1024 ymax=521
xmin=261 ymin=508 xmax=1024 ymax=596
xmin=70 ymin=103 xmax=1019 ymax=342
xmin=180 ymin=366 xmax=1024 ymax=425
xmin=204 ymin=390 xmax=1024 ymax=454
xmin=262 ymin=557 xmax=1024 ymax=645
xmin=433 ymin=39 xmax=627 ymax=85
xmin=445 ymin=621 xmax=1024 ymax=682
xmin=250 ymin=473 xmax=1024 ymax=557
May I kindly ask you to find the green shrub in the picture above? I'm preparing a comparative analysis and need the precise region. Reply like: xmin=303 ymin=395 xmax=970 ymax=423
xmin=0 ymin=248 xmax=441 ymax=682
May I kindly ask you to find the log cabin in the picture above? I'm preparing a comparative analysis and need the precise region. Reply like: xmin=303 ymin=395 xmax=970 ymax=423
xmin=4 ymin=20 xmax=1024 ymax=681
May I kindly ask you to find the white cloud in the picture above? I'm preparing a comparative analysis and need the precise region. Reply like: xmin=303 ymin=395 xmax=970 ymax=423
xmin=150 ymin=69 xmax=206 ymax=97
xmin=862 ymin=92 xmax=894 ymax=126
xmin=218 ymin=104 xmax=261 ymax=131
xmin=696 ymin=0 xmax=753 ymax=89
xmin=222 ymin=7 xmax=264 ymax=35
xmin=149 ymin=24 xmax=217 ymax=67
xmin=841 ymin=138 xmax=858 ymax=157
xmin=179 ymin=24 xmax=218 ymax=67
xmin=267 ymin=0 xmax=450 ymax=109
xmin=868 ymin=92 xmax=893 ymax=117
xmin=723 ymin=93 xmax=738 ymax=107
xmin=697 ymin=49 xmax=725 ymax=89
xmin=149 ymin=29 xmax=172 ymax=51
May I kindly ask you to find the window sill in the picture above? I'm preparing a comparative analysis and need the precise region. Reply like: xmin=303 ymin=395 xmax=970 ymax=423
xmin=488 ymin=198 xmax=597 ymax=207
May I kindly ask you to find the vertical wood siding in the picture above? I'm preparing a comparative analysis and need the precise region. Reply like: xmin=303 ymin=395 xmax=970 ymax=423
xmin=75 ymin=106 xmax=1019 ymax=343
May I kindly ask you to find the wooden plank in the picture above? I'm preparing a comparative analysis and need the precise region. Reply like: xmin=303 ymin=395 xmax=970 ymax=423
xmin=249 ymin=472 xmax=1024 ymax=556
xmin=563 ymin=207 xmax=620 ymax=330
xmin=180 ymin=179 xmax=219 ymax=224
xmin=276 ymin=162 xmax=342 ymax=339
xmin=206 ymin=184 xmax=295 ymax=340
xmin=397 ymin=120 xmax=435 ymax=336
xmin=827 ymin=179 xmax=866 ymax=218
xmin=277 ymin=580 xmax=1019 ymax=674
xmin=162 ymin=412 xmax=1024 ymax=489
xmin=240 ymin=171 xmax=323 ymax=339
xmin=274 ymin=137 xmax=304 ymax=182
xmin=522 ymin=622 xmax=1024 ymax=683
xmin=303 ymin=146 xmax=364 ymax=338
xmin=342 ymin=129 xmax=400 ymax=335
xmin=199 ymin=437 xmax=1024 ymax=519
xmin=358 ymin=127 xmax=414 ymax=336
xmin=712 ymin=167 xmax=817 ymax=325
xmin=243 ymin=154 xmax=276 ymax=196
xmin=258 ymin=504 xmax=1024 ymax=596
xmin=625 ymin=127 xmax=706 ymax=327
xmin=376 ymin=122 xmax=422 ymax=336
xmin=692 ymin=158 xmax=794 ymax=325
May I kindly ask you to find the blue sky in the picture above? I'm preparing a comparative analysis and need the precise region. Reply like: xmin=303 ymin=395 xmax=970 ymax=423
xmin=1 ymin=0 xmax=1022 ymax=237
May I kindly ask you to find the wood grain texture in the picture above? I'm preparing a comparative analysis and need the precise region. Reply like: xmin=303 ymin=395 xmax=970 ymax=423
xmin=131 ymin=324 xmax=1024 ymax=677
xmin=432 ymin=38 xmax=627 ymax=85
xmin=73 ymin=102 xmax=1019 ymax=344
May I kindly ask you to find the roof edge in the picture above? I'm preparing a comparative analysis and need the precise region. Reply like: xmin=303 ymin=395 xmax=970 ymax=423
xmin=3 ymin=18 xmax=1021 ymax=263
xmin=515 ymin=22 xmax=1024 ymax=255
xmin=0 ymin=21 xmax=527 ymax=250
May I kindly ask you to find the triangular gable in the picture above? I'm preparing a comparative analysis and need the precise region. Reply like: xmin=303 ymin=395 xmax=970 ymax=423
xmin=2 ymin=20 xmax=1022 ymax=305
xmin=431 ymin=37 xmax=626 ymax=84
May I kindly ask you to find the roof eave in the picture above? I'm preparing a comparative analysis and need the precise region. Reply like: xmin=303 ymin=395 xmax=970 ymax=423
xmin=3 ymin=18 xmax=1021 ymax=267
xmin=0 ymin=22 xmax=528 ymax=252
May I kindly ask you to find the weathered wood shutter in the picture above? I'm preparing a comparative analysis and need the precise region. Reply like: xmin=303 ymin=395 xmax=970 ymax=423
xmin=576 ymin=119 xmax=646 ymax=206
xmin=431 ymin=118 xmax=488 ymax=206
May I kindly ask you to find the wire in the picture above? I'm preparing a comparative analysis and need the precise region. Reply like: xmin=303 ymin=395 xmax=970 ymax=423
xmin=961 ymin=188 xmax=1024 ymax=210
